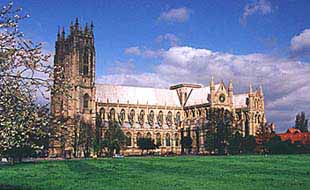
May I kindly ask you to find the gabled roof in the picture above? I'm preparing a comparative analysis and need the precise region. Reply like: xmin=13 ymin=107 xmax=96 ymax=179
xmin=184 ymin=84 xmax=220 ymax=106
xmin=96 ymin=84 xmax=181 ymax=107
xmin=215 ymin=81 xmax=228 ymax=95
xmin=185 ymin=86 xmax=210 ymax=106
xmin=287 ymin=128 xmax=301 ymax=134
xmin=96 ymin=83 xmax=249 ymax=109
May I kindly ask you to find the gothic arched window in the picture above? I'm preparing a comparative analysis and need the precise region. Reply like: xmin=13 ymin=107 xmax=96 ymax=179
xmin=157 ymin=111 xmax=163 ymax=127
xmin=156 ymin=133 xmax=161 ymax=146
xmin=109 ymin=108 xmax=115 ymax=121
xmin=83 ymin=93 xmax=90 ymax=109
xmin=146 ymin=132 xmax=152 ymax=139
xmin=119 ymin=109 xmax=125 ymax=124
xmin=166 ymin=111 xmax=173 ymax=126
xmin=175 ymin=112 xmax=181 ymax=126
xmin=198 ymin=109 xmax=201 ymax=117
xmin=128 ymin=109 xmax=135 ymax=125
xmin=126 ymin=132 xmax=132 ymax=146
xmin=175 ymin=133 xmax=179 ymax=146
xmin=192 ymin=109 xmax=195 ymax=118
xmin=83 ymin=49 xmax=89 ymax=76
xmin=165 ymin=133 xmax=171 ymax=146
xmin=185 ymin=110 xmax=189 ymax=118
xmin=136 ymin=132 xmax=142 ymax=142
xmin=138 ymin=110 xmax=145 ymax=125
xmin=148 ymin=110 xmax=154 ymax=126
xmin=99 ymin=108 xmax=105 ymax=120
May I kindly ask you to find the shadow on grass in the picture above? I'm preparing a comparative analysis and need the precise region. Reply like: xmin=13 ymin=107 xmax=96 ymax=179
xmin=0 ymin=184 xmax=39 ymax=190
xmin=65 ymin=160 xmax=115 ymax=177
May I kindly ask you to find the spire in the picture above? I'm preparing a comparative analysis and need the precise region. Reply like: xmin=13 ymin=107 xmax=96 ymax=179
xmin=228 ymin=80 xmax=233 ymax=90
xmin=228 ymin=79 xmax=234 ymax=105
xmin=75 ymin=17 xmax=79 ymax=31
xmin=84 ymin=23 xmax=89 ymax=33
xmin=75 ymin=17 xmax=79 ymax=26
xmin=210 ymin=76 xmax=215 ymax=106
xmin=57 ymin=26 xmax=60 ymax=41
xmin=61 ymin=26 xmax=65 ymax=40
xmin=210 ymin=76 xmax=215 ymax=88
xmin=70 ymin=21 xmax=74 ymax=34
xmin=90 ymin=21 xmax=94 ymax=32
xmin=249 ymin=82 xmax=253 ymax=95
xmin=259 ymin=83 xmax=263 ymax=96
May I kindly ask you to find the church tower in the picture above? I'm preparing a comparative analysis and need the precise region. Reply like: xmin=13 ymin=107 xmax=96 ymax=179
xmin=50 ymin=18 xmax=96 ymax=157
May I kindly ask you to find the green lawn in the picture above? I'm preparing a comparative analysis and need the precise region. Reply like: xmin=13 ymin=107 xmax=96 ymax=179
xmin=0 ymin=155 xmax=310 ymax=190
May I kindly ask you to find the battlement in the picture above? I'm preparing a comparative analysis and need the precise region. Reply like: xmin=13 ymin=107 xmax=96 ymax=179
xmin=56 ymin=17 xmax=94 ymax=42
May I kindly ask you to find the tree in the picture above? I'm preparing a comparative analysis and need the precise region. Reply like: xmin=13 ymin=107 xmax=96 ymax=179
xmin=137 ymin=137 xmax=156 ymax=155
xmin=0 ymin=80 xmax=50 ymax=163
xmin=295 ymin=112 xmax=308 ymax=132
xmin=93 ymin=112 xmax=103 ymax=157
xmin=181 ymin=128 xmax=193 ymax=155
xmin=194 ymin=127 xmax=200 ymax=154
xmin=78 ymin=121 xmax=93 ymax=158
xmin=242 ymin=135 xmax=256 ymax=154
xmin=256 ymin=123 xmax=275 ymax=153
xmin=204 ymin=108 xmax=234 ymax=155
xmin=180 ymin=128 xmax=185 ymax=154
xmin=228 ymin=131 xmax=243 ymax=154
xmin=102 ymin=120 xmax=126 ymax=156
xmin=205 ymin=130 xmax=216 ymax=154
xmin=267 ymin=136 xmax=294 ymax=154
xmin=0 ymin=2 xmax=58 ymax=163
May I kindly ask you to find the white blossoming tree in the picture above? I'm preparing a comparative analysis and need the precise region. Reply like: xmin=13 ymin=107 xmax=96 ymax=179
xmin=0 ymin=2 xmax=66 ymax=163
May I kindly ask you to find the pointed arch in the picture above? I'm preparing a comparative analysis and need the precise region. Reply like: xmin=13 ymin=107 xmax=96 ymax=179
xmin=83 ymin=48 xmax=89 ymax=75
xmin=109 ymin=108 xmax=116 ymax=121
xmin=99 ymin=108 xmax=105 ymax=120
xmin=126 ymin=132 xmax=132 ymax=147
xmin=156 ymin=133 xmax=161 ymax=146
xmin=165 ymin=133 xmax=171 ymax=146
xmin=146 ymin=132 xmax=152 ymax=139
xmin=175 ymin=133 xmax=179 ymax=146
xmin=83 ymin=93 xmax=90 ymax=109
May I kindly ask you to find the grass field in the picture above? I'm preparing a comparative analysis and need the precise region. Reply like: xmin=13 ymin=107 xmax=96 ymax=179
xmin=0 ymin=155 xmax=310 ymax=190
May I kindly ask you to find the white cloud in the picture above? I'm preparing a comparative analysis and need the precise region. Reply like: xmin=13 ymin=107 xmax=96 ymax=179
xmin=124 ymin=46 xmax=163 ymax=58
xmin=156 ymin=33 xmax=179 ymax=46
xmin=99 ymin=46 xmax=310 ymax=132
xmin=158 ymin=7 xmax=190 ymax=23
xmin=124 ymin=46 xmax=141 ymax=55
xmin=290 ymin=29 xmax=310 ymax=58
xmin=106 ymin=60 xmax=135 ymax=74
xmin=97 ymin=73 xmax=170 ymax=88
xmin=240 ymin=0 xmax=272 ymax=25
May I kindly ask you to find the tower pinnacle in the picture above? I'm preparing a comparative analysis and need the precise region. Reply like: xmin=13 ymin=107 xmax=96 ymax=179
xmin=259 ymin=83 xmax=263 ymax=96
xmin=57 ymin=26 xmax=60 ymax=41
xmin=210 ymin=76 xmax=215 ymax=88
xmin=249 ymin=82 xmax=253 ymax=95
xmin=90 ymin=21 xmax=94 ymax=32
xmin=228 ymin=80 xmax=233 ymax=90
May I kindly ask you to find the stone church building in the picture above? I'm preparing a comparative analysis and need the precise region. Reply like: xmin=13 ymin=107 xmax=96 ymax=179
xmin=50 ymin=20 xmax=266 ymax=157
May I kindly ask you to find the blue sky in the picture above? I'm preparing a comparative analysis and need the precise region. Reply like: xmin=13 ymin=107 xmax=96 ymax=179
xmin=7 ymin=0 xmax=310 ymax=132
